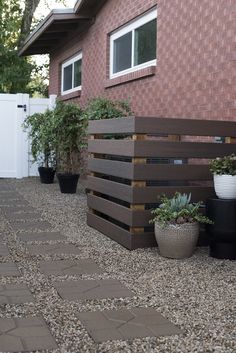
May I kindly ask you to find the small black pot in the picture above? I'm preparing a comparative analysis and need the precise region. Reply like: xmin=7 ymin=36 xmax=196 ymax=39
xmin=38 ymin=167 xmax=55 ymax=184
xmin=57 ymin=173 xmax=80 ymax=194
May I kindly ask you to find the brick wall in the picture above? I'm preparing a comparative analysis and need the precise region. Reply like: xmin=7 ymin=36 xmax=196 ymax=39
xmin=49 ymin=0 xmax=236 ymax=121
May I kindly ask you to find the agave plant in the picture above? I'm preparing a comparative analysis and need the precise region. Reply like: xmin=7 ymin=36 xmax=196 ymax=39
xmin=151 ymin=193 xmax=212 ymax=227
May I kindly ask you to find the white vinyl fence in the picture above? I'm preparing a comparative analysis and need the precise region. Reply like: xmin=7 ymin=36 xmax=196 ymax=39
xmin=0 ymin=93 xmax=56 ymax=179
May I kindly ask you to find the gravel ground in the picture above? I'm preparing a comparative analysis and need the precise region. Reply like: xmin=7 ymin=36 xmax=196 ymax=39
xmin=0 ymin=177 xmax=235 ymax=353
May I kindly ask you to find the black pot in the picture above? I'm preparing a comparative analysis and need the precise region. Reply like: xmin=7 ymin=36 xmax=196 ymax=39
xmin=57 ymin=173 xmax=80 ymax=194
xmin=206 ymin=198 xmax=236 ymax=260
xmin=38 ymin=167 xmax=55 ymax=184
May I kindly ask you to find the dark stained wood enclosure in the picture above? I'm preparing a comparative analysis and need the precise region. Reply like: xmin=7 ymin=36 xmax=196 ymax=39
xmin=87 ymin=117 xmax=236 ymax=250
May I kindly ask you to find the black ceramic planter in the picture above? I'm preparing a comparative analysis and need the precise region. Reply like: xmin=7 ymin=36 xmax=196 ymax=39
xmin=57 ymin=173 xmax=79 ymax=194
xmin=38 ymin=167 xmax=55 ymax=184
xmin=206 ymin=198 xmax=236 ymax=260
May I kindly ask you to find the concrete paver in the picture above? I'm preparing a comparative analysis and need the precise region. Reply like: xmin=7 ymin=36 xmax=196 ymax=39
xmin=40 ymin=259 xmax=103 ymax=276
xmin=54 ymin=279 xmax=134 ymax=301
xmin=0 ymin=284 xmax=34 ymax=304
xmin=0 ymin=317 xmax=57 ymax=352
xmin=77 ymin=308 xmax=183 ymax=343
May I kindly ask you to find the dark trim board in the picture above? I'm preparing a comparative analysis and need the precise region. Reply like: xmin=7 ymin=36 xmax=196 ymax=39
xmin=87 ymin=212 xmax=157 ymax=250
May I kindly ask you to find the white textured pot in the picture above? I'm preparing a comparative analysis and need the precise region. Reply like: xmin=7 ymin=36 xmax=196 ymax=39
xmin=155 ymin=222 xmax=199 ymax=259
xmin=213 ymin=174 xmax=236 ymax=199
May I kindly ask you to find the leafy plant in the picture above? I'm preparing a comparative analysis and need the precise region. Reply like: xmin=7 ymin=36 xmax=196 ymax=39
xmin=51 ymin=101 xmax=87 ymax=174
xmin=150 ymin=193 xmax=212 ymax=227
xmin=83 ymin=97 xmax=132 ymax=120
xmin=210 ymin=154 xmax=236 ymax=176
xmin=23 ymin=109 xmax=55 ymax=168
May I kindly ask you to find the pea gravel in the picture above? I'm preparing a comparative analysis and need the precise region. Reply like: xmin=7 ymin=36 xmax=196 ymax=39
xmin=0 ymin=177 xmax=235 ymax=353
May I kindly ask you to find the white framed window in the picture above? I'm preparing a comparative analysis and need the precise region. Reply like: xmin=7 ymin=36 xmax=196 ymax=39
xmin=61 ymin=53 xmax=82 ymax=95
xmin=110 ymin=8 xmax=157 ymax=79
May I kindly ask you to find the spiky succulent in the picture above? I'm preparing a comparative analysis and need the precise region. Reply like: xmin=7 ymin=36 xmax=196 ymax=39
xmin=150 ymin=193 xmax=212 ymax=227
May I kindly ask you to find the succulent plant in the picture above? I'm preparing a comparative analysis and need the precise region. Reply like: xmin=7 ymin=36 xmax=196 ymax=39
xmin=150 ymin=193 xmax=213 ymax=228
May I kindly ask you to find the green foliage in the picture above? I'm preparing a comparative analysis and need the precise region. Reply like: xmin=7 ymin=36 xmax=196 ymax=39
xmin=150 ymin=193 xmax=213 ymax=227
xmin=51 ymin=101 xmax=87 ymax=174
xmin=23 ymin=110 xmax=55 ymax=168
xmin=210 ymin=154 xmax=236 ymax=176
xmin=83 ymin=97 xmax=132 ymax=120
xmin=0 ymin=0 xmax=49 ymax=95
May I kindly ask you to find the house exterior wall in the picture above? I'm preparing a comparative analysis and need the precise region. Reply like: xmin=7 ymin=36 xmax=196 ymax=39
xmin=49 ymin=0 xmax=236 ymax=120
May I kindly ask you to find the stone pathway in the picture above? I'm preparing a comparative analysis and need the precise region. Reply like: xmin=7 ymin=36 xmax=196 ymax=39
xmin=0 ymin=181 xmax=182 ymax=352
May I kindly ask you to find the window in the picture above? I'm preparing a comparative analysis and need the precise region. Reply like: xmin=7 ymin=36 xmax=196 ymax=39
xmin=110 ymin=9 xmax=157 ymax=78
xmin=61 ymin=53 xmax=82 ymax=95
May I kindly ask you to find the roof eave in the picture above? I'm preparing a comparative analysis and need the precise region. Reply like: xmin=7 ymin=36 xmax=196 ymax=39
xmin=19 ymin=9 xmax=92 ymax=56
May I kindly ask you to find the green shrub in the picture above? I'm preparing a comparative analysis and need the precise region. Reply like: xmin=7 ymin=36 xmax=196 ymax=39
xmin=210 ymin=154 xmax=236 ymax=175
xmin=83 ymin=97 xmax=132 ymax=120
xmin=51 ymin=101 xmax=87 ymax=174
xmin=150 ymin=193 xmax=212 ymax=228
xmin=23 ymin=110 xmax=55 ymax=168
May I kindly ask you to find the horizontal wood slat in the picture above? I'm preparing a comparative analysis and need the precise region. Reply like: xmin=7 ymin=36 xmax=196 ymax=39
xmin=87 ymin=176 xmax=215 ymax=203
xmin=87 ymin=194 xmax=151 ymax=226
xmin=132 ymin=186 xmax=216 ymax=203
xmin=88 ymin=140 xmax=236 ymax=158
xmin=88 ymin=158 xmax=133 ymax=179
xmin=87 ymin=212 xmax=156 ymax=250
xmin=87 ymin=176 xmax=132 ymax=202
xmin=88 ymin=158 xmax=212 ymax=180
xmin=89 ymin=117 xmax=236 ymax=137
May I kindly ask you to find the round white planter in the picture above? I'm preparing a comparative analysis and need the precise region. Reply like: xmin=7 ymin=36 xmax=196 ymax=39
xmin=213 ymin=174 xmax=236 ymax=200
xmin=155 ymin=222 xmax=199 ymax=259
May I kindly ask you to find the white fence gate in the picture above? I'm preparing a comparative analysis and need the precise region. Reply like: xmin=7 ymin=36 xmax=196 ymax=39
xmin=0 ymin=93 xmax=56 ymax=179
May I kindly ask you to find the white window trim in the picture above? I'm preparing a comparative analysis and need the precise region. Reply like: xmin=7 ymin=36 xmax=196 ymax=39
xmin=110 ymin=8 xmax=157 ymax=79
xmin=61 ymin=53 xmax=82 ymax=95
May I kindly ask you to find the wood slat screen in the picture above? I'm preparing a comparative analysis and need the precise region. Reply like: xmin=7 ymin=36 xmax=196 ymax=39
xmin=87 ymin=116 xmax=236 ymax=250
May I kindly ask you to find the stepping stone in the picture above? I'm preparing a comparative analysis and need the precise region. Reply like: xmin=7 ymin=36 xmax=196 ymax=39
xmin=5 ymin=212 xmax=42 ymax=221
xmin=11 ymin=220 xmax=52 ymax=232
xmin=40 ymin=259 xmax=102 ymax=276
xmin=0 ymin=284 xmax=34 ymax=304
xmin=0 ymin=199 xmax=29 ymax=206
xmin=0 ymin=317 xmax=57 ymax=352
xmin=54 ymin=279 xmax=134 ymax=301
xmin=2 ymin=206 xmax=37 ymax=214
xmin=0 ymin=193 xmax=21 ymax=199
xmin=27 ymin=244 xmax=81 ymax=255
xmin=0 ymin=262 xmax=20 ymax=276
xmin=0 ymin=242 xmax=9 ymax=256
xmin=18 ymin=231 xmax=64 ymax=242
xmin=77 ymin=308 xmax=182 ymax=343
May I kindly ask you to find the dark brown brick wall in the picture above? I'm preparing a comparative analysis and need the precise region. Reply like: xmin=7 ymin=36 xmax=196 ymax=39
xmin=49 ymin=0 xmax=236 ymax=121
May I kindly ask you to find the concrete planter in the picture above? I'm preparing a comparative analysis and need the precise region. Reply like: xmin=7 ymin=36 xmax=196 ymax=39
xmin=155 ymin=222 xmax=199 ymax=259
xmin=213 ymin=175 xmax=236 ymax=200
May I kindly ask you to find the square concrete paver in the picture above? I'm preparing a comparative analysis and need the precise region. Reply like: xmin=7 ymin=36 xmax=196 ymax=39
xmin=27 ymin=244 xmax=81 ymax=255
xmin=2 ymin=206 xmax=37 ymax=214
xmin=54 ymin=279 xmax=134 ymax=301
xmin=77 ymin=308 xmax=182 ymax=343
xmin=40 ymin=259 xmax=103 ymax=276
xmin=0 ymin=262 xmax=20 ymax=276
xmin=0 ymin=317 xmax=57 ymax=352
xmin=0 ymin=284 xmax=34 ymax=304
xmin=18 ymin=231 xmax=64 ymax=242
xmin=0 ymin=199 xmax=29 ymax=206
xmin=11 ymin=220 xmax=52 ymax=232
xmin=0 ymin=242 xmax=10 ymax=256
xmin=5 ymin=212 xmax=42 ymax=221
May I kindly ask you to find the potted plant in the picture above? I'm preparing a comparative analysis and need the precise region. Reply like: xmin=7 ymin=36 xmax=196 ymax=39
xmin=23 ymin=110 xmax=56 ymax=184
xmin=210 ymin=154 xmax=236 ymax=199
xmin=150 ymin=193 xmax=212 ymax=259
xmin=51 ymin=101 xmax=87 ymax=194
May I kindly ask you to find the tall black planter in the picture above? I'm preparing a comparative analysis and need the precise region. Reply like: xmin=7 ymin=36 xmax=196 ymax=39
xmin=38 ymin=167 xmax=55 ymax=184
xmin=57 ymin=173 xmax=79 ymax=194
xmin=206 ymin=198 xmax=236 ymax=260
